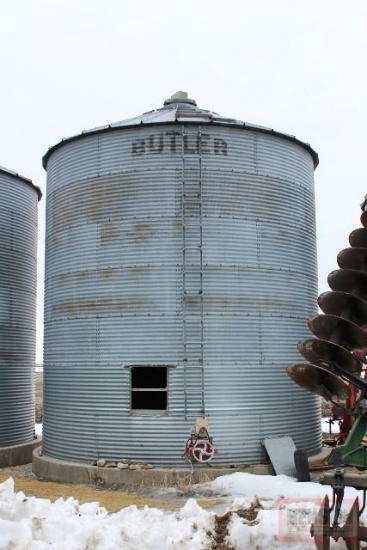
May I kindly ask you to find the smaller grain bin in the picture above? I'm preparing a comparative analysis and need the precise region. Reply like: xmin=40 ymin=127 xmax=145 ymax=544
xmin=0 ymin=166 xmax=42 ymax=466
xmin=40 ymin=93 xmax=320 ymax=471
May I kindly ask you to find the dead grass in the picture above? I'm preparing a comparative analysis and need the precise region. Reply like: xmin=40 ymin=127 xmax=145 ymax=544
xmin=206 ymin=500 xmax=260 ymax=550
xmin=0 ymin=472 xmax=224 ymax=513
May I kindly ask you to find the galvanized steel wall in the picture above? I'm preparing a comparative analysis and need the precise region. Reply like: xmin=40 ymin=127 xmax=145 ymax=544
xmin=44 ymin=123 xmax=321 ymax=465
xmin=0 ymin=169 xmax=40 ymax=447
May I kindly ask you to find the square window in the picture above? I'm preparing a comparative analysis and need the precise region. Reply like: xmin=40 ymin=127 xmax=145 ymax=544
xmin=131 ymin=366 xmax=168 ymax=411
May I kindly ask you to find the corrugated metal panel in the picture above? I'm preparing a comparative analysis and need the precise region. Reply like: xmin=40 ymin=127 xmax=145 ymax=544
xmin=0 ymin=166 xmax=42 ymax=200
xmin=43 ymin=110 xmax=320 ymax=466
xmin=46 ymin=126 xmax=315 ymax=189
xmin=0 ymin=170 xmax=39 ymax=447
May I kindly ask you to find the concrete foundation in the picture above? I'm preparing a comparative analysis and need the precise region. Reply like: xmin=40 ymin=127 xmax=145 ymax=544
xmin=32 ymin=445 xmax=331 ymax=489
xmin=32 ymin=447 xmax=274 ymax=488
xmin=0 ymin=438 xmax=42 ymax=468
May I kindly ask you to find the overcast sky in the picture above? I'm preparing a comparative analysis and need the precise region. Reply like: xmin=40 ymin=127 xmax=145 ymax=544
xmin=1 ymin=0 xmax=366 ymax=362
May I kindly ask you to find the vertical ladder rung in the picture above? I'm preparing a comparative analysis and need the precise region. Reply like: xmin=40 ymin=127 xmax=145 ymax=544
xmin=181 ymin=127 xmax=204 ymax=418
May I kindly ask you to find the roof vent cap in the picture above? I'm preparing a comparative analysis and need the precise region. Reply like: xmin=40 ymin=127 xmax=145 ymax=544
xmin=170 ymin=91 xmax=188 ymax=100
xmin=164 ymin=91 xmax=197 ymax=108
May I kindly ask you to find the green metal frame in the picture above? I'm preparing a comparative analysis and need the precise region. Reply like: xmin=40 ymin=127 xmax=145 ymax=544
xmin=329 ymin=415 xmax=367 ymax=468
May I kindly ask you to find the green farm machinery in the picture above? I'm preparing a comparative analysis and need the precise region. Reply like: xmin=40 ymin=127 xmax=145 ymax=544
xmin=288 ymin=198 xmax=367 ymax=549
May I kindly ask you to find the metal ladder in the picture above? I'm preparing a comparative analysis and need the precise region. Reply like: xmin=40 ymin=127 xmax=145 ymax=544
xmin=181 ymin=127 xmax=205 ymax=418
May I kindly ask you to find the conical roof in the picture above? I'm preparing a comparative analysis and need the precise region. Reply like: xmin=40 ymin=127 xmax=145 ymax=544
xmin=43 ymin=92 xmax=318 ymax=168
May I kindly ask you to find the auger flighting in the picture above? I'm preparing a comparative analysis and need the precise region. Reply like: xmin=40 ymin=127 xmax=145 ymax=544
xmin=287 ymin=197 xmax=367 ymax=549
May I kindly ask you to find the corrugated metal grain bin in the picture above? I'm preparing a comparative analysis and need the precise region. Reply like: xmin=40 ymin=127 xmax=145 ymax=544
xmin=42 ymin=94 xmax=320 ymax=466
xmin=0 ymin=167 xmax=41 ymax=447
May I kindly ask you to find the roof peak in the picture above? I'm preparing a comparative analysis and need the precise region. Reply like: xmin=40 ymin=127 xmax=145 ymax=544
xmin=163 ymin=91 xmax=197 ymax=108
xmin=43 ymin=94 xmax=319 ymax=169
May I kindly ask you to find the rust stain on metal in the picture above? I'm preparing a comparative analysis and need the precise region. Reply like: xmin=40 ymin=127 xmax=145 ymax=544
xmin=172 ymin=220 xmax=182 ymax=230
xmin=57 ymin=271 xmax=87 ymax=283
xmin=99 ymin=268 xmax=114 ymax=278
xmin=134 ymin=223 xmax=154 ymax=240
xmin=75 ymin=271 xmax=88 ymax=279
xmin=52 ymin=176 xmax=122 ymax=230
xmin=53 ymin=300 xmax=111 ymax=315
xmin=101 ymin=222 xmax=117 ymax=242
xmin=131 ymin=266 xmax=148 ymax=274
xmin=88 ymin=181 xmax=108 ymax=221
xmin=202 ymin=296 xmax=279 ymax=311
xmin=53 ymin=299 xmax=140 ymax=315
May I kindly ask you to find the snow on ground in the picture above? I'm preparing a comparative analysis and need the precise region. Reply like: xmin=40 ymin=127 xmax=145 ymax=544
xmin=4 ymin=417 xmax=345 ymax=549
xmin=0 ymin=471 xmax=364 ymax=549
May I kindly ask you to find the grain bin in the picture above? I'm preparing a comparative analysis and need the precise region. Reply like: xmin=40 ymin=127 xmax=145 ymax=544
xmin=42 ymin=93 xmax=320 ymax=467
xmin=0 ymin=166 xmax=41 ymax=458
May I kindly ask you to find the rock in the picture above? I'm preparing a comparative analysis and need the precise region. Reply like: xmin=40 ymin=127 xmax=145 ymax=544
xmin=96 ymin=459 xmax=107 ymax=467
xmin=129 ymin=464 xmax=143 ymax=470
xmin=105 ymin=461 xmax=117 ymax=468
xmin=117 ymin=462 xmax=130 ymax=469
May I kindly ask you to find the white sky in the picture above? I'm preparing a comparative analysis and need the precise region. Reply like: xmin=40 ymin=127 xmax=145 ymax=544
xmin=1 ymin=0 xmax=366 ymax=363
xmin=1 ymin=471 xmax=366 ymax=549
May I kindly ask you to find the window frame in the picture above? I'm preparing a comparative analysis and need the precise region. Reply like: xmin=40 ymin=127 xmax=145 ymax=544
xmin=125 ymin=365 xmax=175 ymax=416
